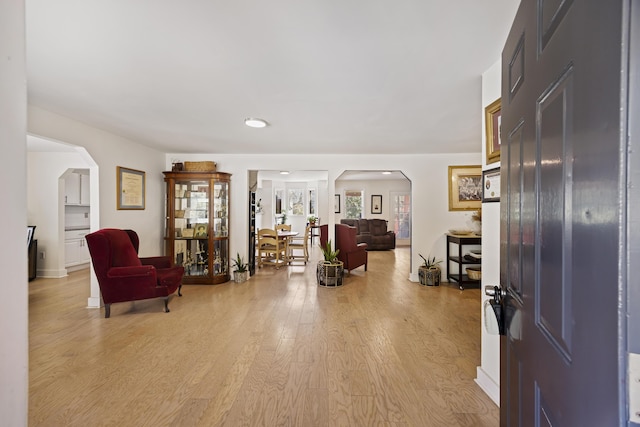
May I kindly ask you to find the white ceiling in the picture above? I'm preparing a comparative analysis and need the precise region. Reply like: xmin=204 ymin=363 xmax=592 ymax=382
xmin=25 ymin=1 xmax=519 ymax=155
xmin=256 ymin=169 xmax=406 ymax=182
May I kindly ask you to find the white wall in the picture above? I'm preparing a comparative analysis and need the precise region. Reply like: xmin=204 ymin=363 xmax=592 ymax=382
xmin=28 ymin=106 xmax=167 ymax=307
xmin=28 ymin=106 xmax=167 ymax=256
xmin=1 ymin=1 xmax=28 ymax=425
xmin=27 ymin=151 xmax=91 ymax=277
xmin=166 ymin=153 xmax=481 ymax=281
xmin=475 ymin=58 xmax=502 ymax=405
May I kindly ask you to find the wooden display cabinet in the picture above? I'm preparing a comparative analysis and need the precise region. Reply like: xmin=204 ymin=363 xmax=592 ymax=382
xmin=163 ymin=171 xmax=231 ymax=284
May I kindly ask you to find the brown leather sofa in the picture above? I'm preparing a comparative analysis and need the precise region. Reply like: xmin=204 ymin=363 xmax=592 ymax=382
xmin=340 ymin=219 xmax=396 ymax=250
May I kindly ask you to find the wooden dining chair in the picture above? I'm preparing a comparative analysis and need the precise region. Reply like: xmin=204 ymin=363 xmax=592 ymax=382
xmin=257 ymin=228 xmax=287 ymax=269
xmin=288 ymin=225 xmax=310 ymax=264
xmin=275 ymin=224 xmax=291 ymax=233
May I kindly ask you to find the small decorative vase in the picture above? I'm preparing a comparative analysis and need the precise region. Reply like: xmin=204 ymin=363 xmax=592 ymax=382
xmin=418 ymin=266 xmax=441 ymax=286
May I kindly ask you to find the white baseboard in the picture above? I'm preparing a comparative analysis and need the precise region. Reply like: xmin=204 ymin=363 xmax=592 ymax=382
xmin=475 ymin=366 xmax=500 ymax=406
xmin=66 ymin=263 xmax=89 ymax=273
xmin=87 ymin=296 xmax=101 ymax=308
xmin=36 ymin=268 xmax=68 ymax=278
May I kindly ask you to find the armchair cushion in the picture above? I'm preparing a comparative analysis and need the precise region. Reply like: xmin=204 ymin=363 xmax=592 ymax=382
xmin=140 ymin=256 xmax=173 ymax=269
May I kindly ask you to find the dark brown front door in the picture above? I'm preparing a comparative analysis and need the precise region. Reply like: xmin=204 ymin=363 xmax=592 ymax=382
xmin=499 ymin=0 xmax=626 ymax=425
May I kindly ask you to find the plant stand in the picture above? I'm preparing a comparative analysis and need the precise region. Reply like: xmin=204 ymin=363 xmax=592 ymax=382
xmin=418 ymin=266 xmax=441 ymax=286
xmin=316 ymin=260 xmax=344 ymax=287
xmin=233 ymin=271 xmax=248 ymax=283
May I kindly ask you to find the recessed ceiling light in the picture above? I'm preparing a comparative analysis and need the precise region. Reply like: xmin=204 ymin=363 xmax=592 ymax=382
xmin=280 ymin=171 xmax=290 ymax=175
xmin=382 ymin=171 xmax=392 ymax=175
xmin=244 ymin=118 xmax=268 ymax=128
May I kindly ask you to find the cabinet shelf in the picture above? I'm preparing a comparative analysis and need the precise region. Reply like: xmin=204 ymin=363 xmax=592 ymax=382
xmin=448 ymin=256 xmax=481 ymax=265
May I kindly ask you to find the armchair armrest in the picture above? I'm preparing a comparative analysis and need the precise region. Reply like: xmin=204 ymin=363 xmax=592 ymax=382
xmin=140 ymin=256 xmax=172 ymax=269
xmin=107 ymin=265 xmax=156 ymax=278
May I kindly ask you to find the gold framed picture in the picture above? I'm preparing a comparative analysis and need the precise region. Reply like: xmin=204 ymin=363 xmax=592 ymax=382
xmin=485 ymin=98 xmax=501 ymax=165
xmin=448 ymin=165 xmax=482 ymax=211
xmin=117 ymin=166 xmax=145 ymax=210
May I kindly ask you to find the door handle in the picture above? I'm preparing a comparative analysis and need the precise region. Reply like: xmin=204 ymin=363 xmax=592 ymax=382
xmin=485 ymin=285 xmax=506 ymax=302
xmin=484 ymin=285 xmax=506 ymax=335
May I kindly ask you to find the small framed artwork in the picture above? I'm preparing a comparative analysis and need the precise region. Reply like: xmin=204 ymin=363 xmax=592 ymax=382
xmin=448 ymin=165 xmax=482 ymax=211
xmin=485 ymin=98 xmax=501 ymax=164
xmin=371 ymin=195 xmax=382 ymax=214
xmin=482 ymin=167 xmax=501 ymax=203
xmin=194 ymin=223 xmax=208 ymax=238
xmin=334 ymin=194 xmax=341 ymax=213
xmin=117 ymin=166 xmax=145 ymax=210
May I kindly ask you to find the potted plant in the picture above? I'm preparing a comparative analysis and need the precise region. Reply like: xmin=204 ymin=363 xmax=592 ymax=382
xmin=317 ymin=240 xmax=344 ymax=286
xmin=418 ymin=253 xmax=442 ymax=286
xmin=232 ymin=253 xmax=248 ymax=283
xmin=307 ymin=215 xmax=318 ymax=226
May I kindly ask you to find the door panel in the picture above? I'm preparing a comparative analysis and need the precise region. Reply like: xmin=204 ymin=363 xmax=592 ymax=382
xmin=537 ymin=66 xmax=574 ymax=361
xmin=500 ymin=0 xmax=624 ymax=425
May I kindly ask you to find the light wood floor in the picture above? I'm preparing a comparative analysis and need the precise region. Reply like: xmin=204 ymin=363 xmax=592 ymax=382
xmin=29 ymin=246 xmax=498 ymax=427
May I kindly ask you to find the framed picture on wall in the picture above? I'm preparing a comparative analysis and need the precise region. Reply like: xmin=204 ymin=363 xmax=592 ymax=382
xmin=117 ymin=166 xmax=145 ymax=210
xmin=485 ymin=98 xmax=501 ymax=165
xmin=448 ymin=165 xmax=482 ymax=211
xmin=482 ymin=167 xmax=501 ymax=202
xmin=334 ymin=194 xmax=340 ymax=213
xmin=371 ymin=195 xmax=382 ymax=214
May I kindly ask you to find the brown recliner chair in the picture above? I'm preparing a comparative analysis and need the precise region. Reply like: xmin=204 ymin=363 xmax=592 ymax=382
xmin=335 ymin=224 xmax=368 ymax=273
xmin=85 ymin=228 xmax=184 ymax=318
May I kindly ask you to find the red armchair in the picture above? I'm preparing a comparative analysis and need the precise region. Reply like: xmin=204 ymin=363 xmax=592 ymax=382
xmin=335 ymin=224 xmax=368 ymax=273
xmin=85 ymin=228 xmax=184 ymax=318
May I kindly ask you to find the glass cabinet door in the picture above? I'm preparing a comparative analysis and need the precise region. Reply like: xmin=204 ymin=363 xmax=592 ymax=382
xmin=213 ymin=181 xmax=228 ymax=237
xmin=164 ymin=171 xmax=231 ymax=284
xmin=212 ymin=181 xmax=229 ymax=276
xmin=173 ymin=179 xmax=210 ymax=278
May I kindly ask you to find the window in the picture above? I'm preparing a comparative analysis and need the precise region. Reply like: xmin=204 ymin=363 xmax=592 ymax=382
xmin=345 ymin=190 xmax=363 ymax=219
xmin=287 ymin=188 xmax=304 ymax=215
xmin=392 ymin=192 xmax=411 ymax=239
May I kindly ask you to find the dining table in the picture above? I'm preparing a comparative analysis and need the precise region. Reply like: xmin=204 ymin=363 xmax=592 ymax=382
xmin=277 ymin=230 xmax=299 ymax=263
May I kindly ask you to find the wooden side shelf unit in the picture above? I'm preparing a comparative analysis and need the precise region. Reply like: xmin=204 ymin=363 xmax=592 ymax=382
xmin=446 ymin=233 xmax=481 ymax=290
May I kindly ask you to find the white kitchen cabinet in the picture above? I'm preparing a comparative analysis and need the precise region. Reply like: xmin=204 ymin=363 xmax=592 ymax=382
xmin=65 ymin=171 xmax=90 ymax=205
xmin=65 ymin=229 xmax=90 ymax=268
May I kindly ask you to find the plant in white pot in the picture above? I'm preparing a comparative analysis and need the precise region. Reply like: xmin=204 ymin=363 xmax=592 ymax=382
xmin=232 ymin=253 xmax=248 ymax=283
xmin=418 ymin=253 xmax=442 ymax=286
xmin=317 ymin=240 xmax=344 ymax=287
